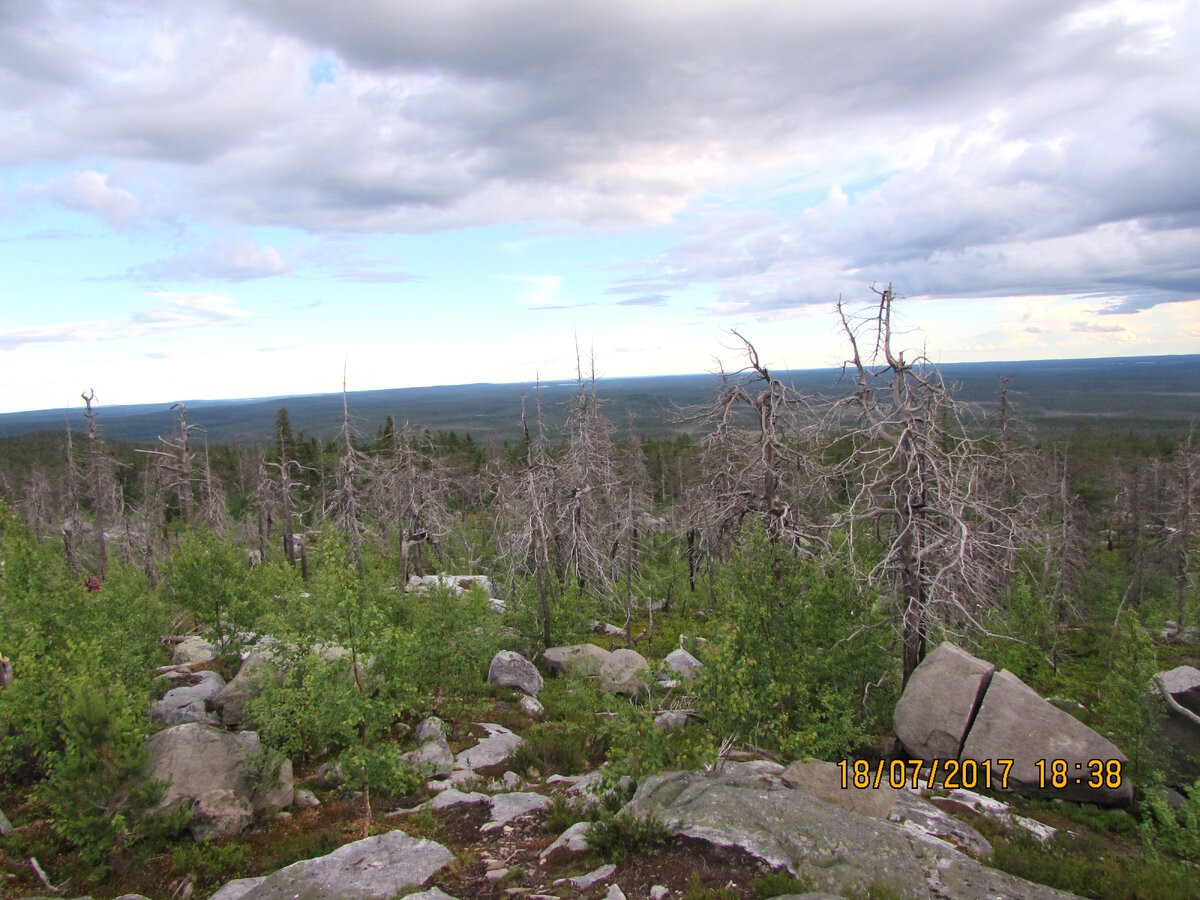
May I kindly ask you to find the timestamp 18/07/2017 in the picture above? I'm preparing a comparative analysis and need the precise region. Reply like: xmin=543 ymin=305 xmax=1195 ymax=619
xmin=837 ymin=758 xmax=1125 ymax=791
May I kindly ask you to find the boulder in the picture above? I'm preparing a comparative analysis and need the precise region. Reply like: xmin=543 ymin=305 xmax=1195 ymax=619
xmin=1157 ymin=665 xmax=1200 ymax=715
xmin=662 ymin=647 xmax=703 ymax=680
xmin=209 ymin=878 xmax=267 ymax=900
xmin=481 ymin=791 xmax=551 ymax=831
xmin=172 ymin=636 xmax=217 ymax=666
xmin=231 ymin=830 xmax=454 ymax=900
xmin=190 ymin=789 xmax=253 ymax=842
xmin=780 ymin=760 xmax=897 ymax=819
xmin=599 ymin=649 xmax=650 ymax=696
xmin=894 ymin=642 xmax=994 ymax=760
xmin=145 ymin=723 xmax=293 ymax=832
xmin=1152 ymin=665 xmax=1200 ymax=785
xmin=542 ymin=644 xmax=612 ymax=677
xmin=961 ymin=669 xmax=1131 ymax=804
xmin=151 ymin=669 xmax=225 ymax=726
xmin=214 ymin=649 xmax=278 ymax=728
xmin=541 ymin=820 xmax=592 ymax=858
xmin=654 ymin=711 xmax=689 ymax=730
xmin=487 ymin=650 xmax=544 ymax=696
xmin=401 ymin=739 xmax=455 ymax=779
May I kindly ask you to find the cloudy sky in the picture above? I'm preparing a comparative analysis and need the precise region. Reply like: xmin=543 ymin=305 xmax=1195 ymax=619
xmin=2 ymin=0 xmax=1198 ymax=414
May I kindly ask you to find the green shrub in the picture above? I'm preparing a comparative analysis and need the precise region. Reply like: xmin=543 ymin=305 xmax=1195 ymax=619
xmin=37 ymin=678 xmax=184 ymax=865
xmin=696 ymin=534 xmax=890 ymax=760
xmin=1140 ymin=777 xmax=1200 ymax=864
xmin=586 ymin=809 xmax=670 ymax=862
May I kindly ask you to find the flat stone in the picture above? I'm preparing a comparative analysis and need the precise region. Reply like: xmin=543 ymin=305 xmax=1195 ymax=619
xmin=567 ymin=863 xmax=616 ymax=889
xmin=482 ymin=792 xmax=551 ymax=831
xmin=236 ymin=830 xmax=454 ymax=900
xmin=623 ymin=770 xmax=929 ymax=898
xmin=780 ymin=760 xmax=897 ymax=819
xmin=451 ymin=723 xmax=523 ymax=778
xmin=540 ymin=821 xmax=592 ymax=858
xmin=172 ymin=636 xmax=217 ymax=666
xmin=430 ymin=788 xmax=490 ymax=809
xmin=208 ymin=878 xmax=266 ymax=900
xmin=891 ymin=789 xmax=992 ymax=860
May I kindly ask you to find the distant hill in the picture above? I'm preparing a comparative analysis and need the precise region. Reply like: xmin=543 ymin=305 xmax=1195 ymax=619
xmin=1 ymin=355 xmax=1196 ymax=445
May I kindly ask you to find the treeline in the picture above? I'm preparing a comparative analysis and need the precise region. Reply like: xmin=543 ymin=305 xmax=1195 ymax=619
xmin=0 ymin=296 xmax=1195 ymax=672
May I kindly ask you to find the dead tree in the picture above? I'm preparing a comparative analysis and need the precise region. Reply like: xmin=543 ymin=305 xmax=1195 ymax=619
xmin=136 ymin=403 xmax=198 ymax=533
xmin=326 ymin=369 xmax=367 ymax=562
xmin=681 ymin=332 xmax=824 ymax=602
xmin=830 ymin=287 xmax=1026 ymax=685
xmin=362 ymin=421 xmax=454 ymax=585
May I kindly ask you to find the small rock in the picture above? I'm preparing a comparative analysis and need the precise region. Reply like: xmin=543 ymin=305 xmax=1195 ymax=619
xmin=520 ymin=693 xmax=545 ymax=718
xmin=654 ymin=711 xmax=688 ymax=730
xmin=563 ymin=863 xmax=616 ymax=890
xmin=430 ymin=788 xmax=490 ymax=809
xmin=415 ymin=716 xmax=448 ymax=744
xmin=650 ymin=887 xmax=669 ymax=900
xmin=173 ymin=636 xmax=217 ymax=666
xmin=482 ymin=792 xmax=551 ymax=831
xmin=190 ymin=789 xmax=253 ymax=842
xmin=604 ymin=885 xmax=626 ymax=900
xmin=485 ymin=868 xmax=509 ymax=881
xmin=662 ymin=647 xmax=703 ymax=679
xmin=294 ymin=789 xmax=319 ymax=809
xmin=0 ymin=807 xmax=13 ymax=835
xmin=540 ymin=821 xmax=592 ymax=858
xmin=316 ymin=761 xmax=344 ymax=788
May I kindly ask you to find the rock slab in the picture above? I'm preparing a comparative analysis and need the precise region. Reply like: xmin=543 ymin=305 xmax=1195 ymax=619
xmin=234 ymin=830 xmax=454 ymax=900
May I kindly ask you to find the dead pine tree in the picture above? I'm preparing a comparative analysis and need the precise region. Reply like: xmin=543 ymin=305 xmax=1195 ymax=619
xmin=681 ymin=331 xmax=824 ymax=607
xmin=830 ymin=286 xmax=1025 ymax=685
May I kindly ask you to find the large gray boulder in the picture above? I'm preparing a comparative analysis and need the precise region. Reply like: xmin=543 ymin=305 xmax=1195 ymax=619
xmin=894 ymin=642 xmax=994 ymax=760
xmin=487 ymin=650 xmax=543 ymax=696
xmin=145 ymin=723 xmax=292 ymax=840
xmin=231 ymin=830 xmax=454 ymax=900
xmin=542 ymin=644 xmax=611 ymax=677
xmin=599 ymin=649 xmax=650 ymax=696
xmin=961 ymin=669 xmax=1131 ymax=804
xmin=151 ymin=670 xmax=225 ymax=726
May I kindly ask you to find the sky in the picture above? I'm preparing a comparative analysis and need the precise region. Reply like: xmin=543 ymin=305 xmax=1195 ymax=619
xmin=2 ymin=0 xmax=1199 ymax=415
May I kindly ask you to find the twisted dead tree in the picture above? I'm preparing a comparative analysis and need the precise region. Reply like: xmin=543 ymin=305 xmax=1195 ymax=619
xmin=495 ymin=383 xmax=564 ymax=649
xmin=681 ymin=331 xmax=825 ymax=602
xmin=830 ymin=287 xmax=1027 ymax=684
xmin=370 ymin=422 xmax=453 ymax=586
